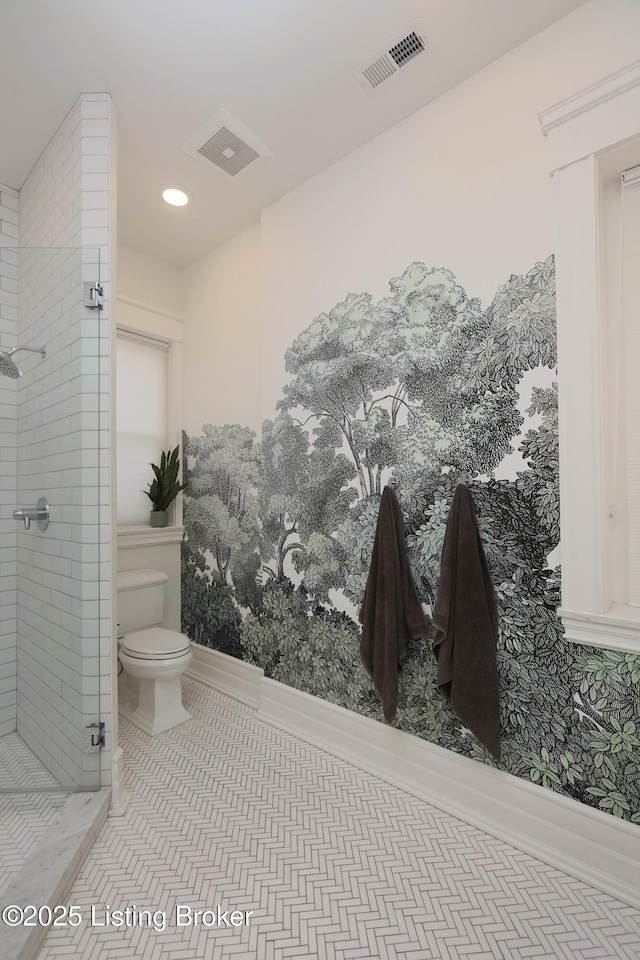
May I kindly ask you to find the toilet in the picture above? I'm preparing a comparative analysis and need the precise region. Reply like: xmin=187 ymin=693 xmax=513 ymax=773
xmin=117 ymin=568 xmax=193 ymax=736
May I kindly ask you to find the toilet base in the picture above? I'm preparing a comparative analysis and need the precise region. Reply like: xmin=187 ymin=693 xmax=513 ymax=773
xmin=119 ymin=676 xmax=192 ymax=736
xmin=118 ymin=641 xmax=193 ymax=737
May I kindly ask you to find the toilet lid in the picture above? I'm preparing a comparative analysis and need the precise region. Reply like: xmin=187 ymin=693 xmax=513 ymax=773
xmin=121 ymin=628 xmax=191 ymax=660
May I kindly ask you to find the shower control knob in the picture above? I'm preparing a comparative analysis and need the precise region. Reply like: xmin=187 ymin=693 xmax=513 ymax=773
xmin=13 ymin=497 xmax=50 ymax=531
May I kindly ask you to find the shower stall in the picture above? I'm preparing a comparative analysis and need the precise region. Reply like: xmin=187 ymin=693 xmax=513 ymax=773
xmin=0 ymin=245 xmax=106 ymax=886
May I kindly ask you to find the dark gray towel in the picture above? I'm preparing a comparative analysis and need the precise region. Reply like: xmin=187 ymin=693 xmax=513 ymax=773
xmin=432 ymin=484 xmax=501 ymax=760
xmin=359 ymin=486 xmax=430 ymax=723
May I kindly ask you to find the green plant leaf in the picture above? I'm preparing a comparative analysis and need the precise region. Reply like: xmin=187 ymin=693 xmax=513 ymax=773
xmin=143 ymin=445 xmax=186 ymax=512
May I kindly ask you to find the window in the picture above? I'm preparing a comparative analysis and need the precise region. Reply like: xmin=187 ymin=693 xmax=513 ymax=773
xmin=539 ymin=59 xmax=640 ymax=652
xmin=599 ymin=156 xmax=640 ymax=616
xmin=116 ymin=331 xmax=169 ymax=526
xmin=619 ymin=166 xmax=640 ymax=605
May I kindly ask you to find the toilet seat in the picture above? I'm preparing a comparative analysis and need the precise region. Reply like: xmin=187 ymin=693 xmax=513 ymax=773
xmin=121 ymin=627 xmax=191 ymax=661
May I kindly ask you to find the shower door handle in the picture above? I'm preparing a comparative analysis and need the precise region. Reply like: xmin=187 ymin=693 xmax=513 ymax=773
xmin=13 ymin=497 xmax=50 ymax=530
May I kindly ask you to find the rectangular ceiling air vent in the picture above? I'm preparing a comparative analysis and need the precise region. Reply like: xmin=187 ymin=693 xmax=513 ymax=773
xmin=353 ymin=20 xmax=429 ymax=92
xmin=389 ymin=31 xmax=425 ymax=68
xmin=184 ymin=109 xmax=273 ymax=179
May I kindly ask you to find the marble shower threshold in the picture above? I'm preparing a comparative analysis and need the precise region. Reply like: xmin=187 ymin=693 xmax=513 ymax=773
xmin=0 ymin=789 xmax=110 ymax=960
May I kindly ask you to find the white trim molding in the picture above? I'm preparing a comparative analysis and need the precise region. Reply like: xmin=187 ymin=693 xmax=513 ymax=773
xmin=107 ymin=745 xmax=130 ymax=817
xmin=117 ymin=524 xmax=184 ymax=549
xmin=188 ymin=646 xmax=640 ymax=909
xmin=116 ymin=294 xmax=184 ymax=325
xmin=560 ymin=605 xmax=640 ymax=653
xmin=540 ymin=60 xmax=640 ymax=652
xmin=539 ymin=58 xmax=640 ymax=172
xmin=539 ymin=59 xmax=640 ymax=135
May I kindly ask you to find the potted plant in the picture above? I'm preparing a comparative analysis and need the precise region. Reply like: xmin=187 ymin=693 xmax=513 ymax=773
xmin=144 ymin=446 xmax=185 ymax=527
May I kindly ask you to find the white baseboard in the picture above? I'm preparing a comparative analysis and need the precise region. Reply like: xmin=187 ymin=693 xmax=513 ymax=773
xmin=188 ymin=647 xmax=640 ymax=909
xmin=186 ymin=643 xmax=262 ymax=708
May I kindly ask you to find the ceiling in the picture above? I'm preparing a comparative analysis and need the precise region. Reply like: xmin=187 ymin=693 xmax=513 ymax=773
xmin=0 ymin=0 xmax=586 ymax=269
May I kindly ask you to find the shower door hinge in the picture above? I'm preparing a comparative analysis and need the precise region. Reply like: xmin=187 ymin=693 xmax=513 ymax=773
xmin=86 ymin=722 xmax=105 ymax=751
xmin=83 ymin=281 xmax=104 ymax=309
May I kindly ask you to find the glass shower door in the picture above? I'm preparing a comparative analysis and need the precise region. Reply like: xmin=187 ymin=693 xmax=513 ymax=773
xmin=0 ymin=245 xmax=103 ymax=794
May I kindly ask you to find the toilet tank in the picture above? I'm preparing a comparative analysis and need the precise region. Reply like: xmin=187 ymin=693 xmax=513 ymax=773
xmin=117 ymin=568 xmax=169 ymax=633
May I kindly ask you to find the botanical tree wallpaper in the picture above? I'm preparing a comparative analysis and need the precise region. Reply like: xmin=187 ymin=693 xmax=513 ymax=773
xmin=181 ymin=255 xmax=640 ymax=824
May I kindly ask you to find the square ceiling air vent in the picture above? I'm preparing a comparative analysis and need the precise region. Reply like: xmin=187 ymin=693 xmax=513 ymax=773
xmin=184 ymin=109 xmax=273 ymax=179
xmin=353 ymin=20 xmax=429 ymax=92
xmin=198 ymin=127 xmax=259 ymax=177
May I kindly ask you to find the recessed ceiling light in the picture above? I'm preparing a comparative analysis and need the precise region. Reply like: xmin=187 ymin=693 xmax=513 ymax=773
xmin=162 ymin=188 xmax=189 ymax=207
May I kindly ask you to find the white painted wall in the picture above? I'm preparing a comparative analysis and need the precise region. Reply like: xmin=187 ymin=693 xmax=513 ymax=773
xmin=0 ymin=185 xmax=19 ymax=737
xmin=117 ymin=244 xmax=183 ymax=315
xmin=15 ymin=94 xmax=113 ymax=788
xmin=181 ymin=224 xmax=262 ymax=437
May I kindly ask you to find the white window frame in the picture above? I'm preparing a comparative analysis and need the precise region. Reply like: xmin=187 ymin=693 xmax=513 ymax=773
xmin=115 ymin=295 xmax=184 ymax=546
xmin=539 ymin=59 xmax=640 ymax=653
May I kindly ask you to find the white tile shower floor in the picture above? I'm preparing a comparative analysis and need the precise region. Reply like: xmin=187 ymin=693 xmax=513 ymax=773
xmin=37 ymin=677 xmax=640 ymax=960
xmin=0 ymin=733 xmax=61 ymax=791
xmin=0 ymin=734 xmax=69 ymax=896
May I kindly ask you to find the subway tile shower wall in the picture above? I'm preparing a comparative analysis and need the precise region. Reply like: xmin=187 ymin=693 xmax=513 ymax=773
xmin=0 ymin=185 xmax=19 ymax=738
xmin=15 ymin=94 xmax=112 ymax=787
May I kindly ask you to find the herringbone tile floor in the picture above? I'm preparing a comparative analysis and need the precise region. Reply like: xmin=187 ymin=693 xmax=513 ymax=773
xmin=38 ymin=678 xmax=640 ymax=959
xmin=0 ymin=733 xmax=61 ymax=790
xmin=0 ymin=733 xmax=68 ymax=893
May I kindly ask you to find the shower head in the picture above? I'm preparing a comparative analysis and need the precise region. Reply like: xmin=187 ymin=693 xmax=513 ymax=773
xmin=0 ymin=344 xmax=46 ymax=379
xmin=0 ymin=352 xmax=22 ymax=378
